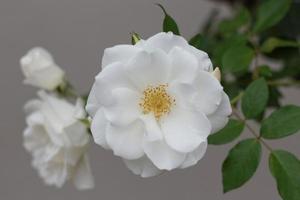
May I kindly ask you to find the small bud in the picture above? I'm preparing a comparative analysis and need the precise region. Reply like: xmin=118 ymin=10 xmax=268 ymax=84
xmin=131 ymin=32 xmax=141 ymax=45
xmin=212 ymin=67 xmax=221 ymax=82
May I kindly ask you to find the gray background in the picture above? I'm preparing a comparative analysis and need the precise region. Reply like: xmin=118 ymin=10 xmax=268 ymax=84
xmin=0 ymin=0 xmax=299 ymax=200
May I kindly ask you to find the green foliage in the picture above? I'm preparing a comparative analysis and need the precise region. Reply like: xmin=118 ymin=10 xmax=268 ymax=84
xmin=269 ymin=150 xmax=300 ymax=200
xmin=157 ymin=2 xmax=299 ymax=198
xmin=261 ymin=37 xmax=300 ymax=53
xmin=219 ymin=7 xmax=250 ymax=37
xmin=189 ymin=33 xmax=214 ymax=52
xmin=208 ymin=119 xmax=244 ymax=145
xmin=213 ymin=34 xmax=247 ymax=67
xmin=241 ymin=78 xmax=269 ymax=119
xmin=157 ymin=4 xmax=180 ymax=35
xmin=261 ymin=105 xmax=300 ymax=139
xmin=222 ymin=138 xmax=262 ymax=192
xmin=222 ymin=44 xmax=254 ymax=73
xmin=253 ymin=0 xmax=292 ymax=33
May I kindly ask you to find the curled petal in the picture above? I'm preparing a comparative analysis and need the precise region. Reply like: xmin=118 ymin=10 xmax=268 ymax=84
xmin=208 ymin=92 xmax=232 ymax=134
xmin=102 ymin=45 xmax=142 ymax=68
xmin=90 ymin=108 xmax=109 ymax=149
xmin=143 ymin=139 xmax=185 ymax=170
xmin=180 ymin=141 xmax=208 ymax=169
xmin=192 ymin=71 xmax=223 ymax=115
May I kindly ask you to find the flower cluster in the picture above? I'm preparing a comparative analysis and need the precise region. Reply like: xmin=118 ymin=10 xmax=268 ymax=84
xmin=21 ymin=48 xmax=94 ymax=189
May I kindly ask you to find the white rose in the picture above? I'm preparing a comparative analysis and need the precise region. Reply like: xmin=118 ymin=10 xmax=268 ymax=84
xmin=23 ymin=91 xmax=94 ymax=189
xmin=20 ymin=47 xmax=65 ymax=90
xmin=86 ymin=32 xmax=232 ymax=177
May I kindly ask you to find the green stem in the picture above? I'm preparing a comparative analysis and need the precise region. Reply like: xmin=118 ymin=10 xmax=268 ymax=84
xmin=230 ymin=92 xmax=244 ymax=105
xmin=232 ymin=108 xmax=273 ymax=152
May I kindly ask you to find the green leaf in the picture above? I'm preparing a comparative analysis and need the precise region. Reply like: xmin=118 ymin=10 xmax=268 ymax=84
xmin=219 ymin=7 xmax=251 ymax=36
xmin=222 ymin=44 xmax=254 ymax=73
xmin=157 ymin=4 xmax=180 ymax=35
xmin=208 ymin=119 xmax=244 ymax=145
xmin=241 ymin=78 xmax=269 ymax=119
xmin=261 ymin=37 xmax=300 ymax=53
xmin=213 ymin=34 xmax=247 ymax=66
xmin=261 ymin=105 xmax=300 ymax=139
xmin=269 ymin=150 xmax=300 ymax=200
xmin=222 ymin=138 xmax=262 ymax=192
xmin=253 ymin=0 xmax=292 ymax=33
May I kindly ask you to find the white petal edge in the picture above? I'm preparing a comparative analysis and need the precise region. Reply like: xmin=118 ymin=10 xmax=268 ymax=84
xmin=72 ymin=155 xmax=95 ymax=190
xmin=208 ymin=92 xmax=232 ymax=134
xmin=180 ymin=141 xmax=208 ymax=169
xmin=192 ymin=71 xmax=223 ymax=115
xmin=143 ymin=139 xmax=186 ymax=170
xmin=140 ymin=113 xmax=163 ymax=142
xmin=168 ymin=47 xmax=199 ymax=84
xmin=102 ymin=45 xmax=141 ymax=68
xmin=103 ymin=87 xmax=140 ymax=126
xmin=161 ymin=105 xmax=211 ymax=153
xmin=138 ymin=32 xmax=188 ymax=53
xmin=90 ymin=108 xmax=109 ymax=149
xmin=124 ymin=49 xmax=171 ymax=91
xmin=123 ymin=156 xmax=162 ymax=178
xmin=106 ymin=120 xmax=145 ymax=160
xmin=86 ymin=62 xmax=137 ymax=116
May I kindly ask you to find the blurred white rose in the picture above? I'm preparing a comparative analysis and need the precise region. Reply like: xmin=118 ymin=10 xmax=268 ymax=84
xmin=23 ymin=91 xmax=94 ymax=189
xmin=86 ymin=32 xmax=231 ymax=177
xmin=20 ymin=47 xmax=65 ymax=90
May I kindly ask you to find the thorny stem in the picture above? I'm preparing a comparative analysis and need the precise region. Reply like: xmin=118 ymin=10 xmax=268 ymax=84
xmin=232 ymin=108 xmax=273 ymax=152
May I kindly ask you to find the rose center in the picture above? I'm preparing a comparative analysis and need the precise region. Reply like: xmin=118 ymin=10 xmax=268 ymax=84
xmin=139 ymin=84 xmax=175 ymax=120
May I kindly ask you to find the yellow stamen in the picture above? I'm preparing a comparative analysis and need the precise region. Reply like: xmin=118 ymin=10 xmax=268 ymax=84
xmin=139 ymin=84 xmax=175 ymax=120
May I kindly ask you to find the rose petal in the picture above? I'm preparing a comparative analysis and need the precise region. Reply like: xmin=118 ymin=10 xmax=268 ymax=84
xmin=139 ymin=32 xmax=188 ymax=53
xmin=143 ymin=139 xmax=185 ymax=170
xmin=103 ymin=88 xmax=140 ymax=126
xmin=161 ymin=105 xmax=211 ymax=153
xmin=73 ymin=155 xmax=95 ymax=190
xmin=140 ymin=113 xmax=163 ymax=141
xmin=106 ymin=120 xmax=145 ymax=160
xmin=185 ymin=45 xmax=213 ymax=72
xmin=192 ymin=71 xmax=223 ymax=115
xmin=102 ymin=45 xmax=141 ymax=68
xmin=90 ymin=108 xmax=109 ymax=149
xmin=123 ymin=156 xmax=162 ymax=178
xmin=208 ymin=92 xmax=232 ymax=133
xmin=86 ymin=62 xmax=137 ymax=116
xmin=180 ymin=141 xmax=208 ymax=169
xmin=168 ymin=47 xmax=198 ymax=84
xmin=124 ymin=50 xmax=171 ymax=90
